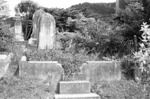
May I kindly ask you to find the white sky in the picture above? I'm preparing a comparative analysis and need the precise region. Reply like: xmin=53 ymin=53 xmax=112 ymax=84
xmin=6 ymin=0 xmax=116 ymax=16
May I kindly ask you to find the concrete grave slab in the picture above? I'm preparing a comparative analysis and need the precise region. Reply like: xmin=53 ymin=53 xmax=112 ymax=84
xmin=59 ymin=81 xmax=90 ymax=94
xmin=80 ymin=61 xmax=121 ymax=84
xmin=19 ymin=61 xmax=64 ymax=91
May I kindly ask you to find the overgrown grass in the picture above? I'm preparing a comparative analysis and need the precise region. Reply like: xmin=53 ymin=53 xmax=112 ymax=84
xmin=0 ymin=77 xmax=54 ymax=99
xmin=92 ymin=80 xmax=147 ymax=99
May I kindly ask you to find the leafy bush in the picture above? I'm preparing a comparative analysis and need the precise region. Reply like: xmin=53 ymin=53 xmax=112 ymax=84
xmin=121 ymin=55 xmax=136 ymax=80
xmin=65 ymin=16 xmax=134 ymax=58
xmin=0 ymin=21 xmax=13 ymax=52
xmin=92 ymin=80 xmax=145 ymax=99
xmin=134 ymin=23 xmax=150 ymax=86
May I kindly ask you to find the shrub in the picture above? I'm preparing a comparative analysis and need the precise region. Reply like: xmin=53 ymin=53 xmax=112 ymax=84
xmin=121 ymin=55 xmax=136 ymax=80
xmin=0 ymin=21 xmax=13 ymax=52
xmin=66 ymin=15 xmax=135 ymax=58
xmin=134 ymin=23 xmax=150 ymax=86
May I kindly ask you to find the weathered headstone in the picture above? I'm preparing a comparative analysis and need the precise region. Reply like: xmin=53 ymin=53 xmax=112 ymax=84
xmin=14 ymin=8 xmax=24 ymax=41
xmin=19 ymin=61 xmax=64 ymax=91
xmin=38 ymin=13 xmax=56 ymax=49
xmin=30 ymin=9 xmax=45 ymax=42
xmin=0 ymin=53 xmax=13 ymax=78
xmin=80 ymin=61 xmax=121 ymax=85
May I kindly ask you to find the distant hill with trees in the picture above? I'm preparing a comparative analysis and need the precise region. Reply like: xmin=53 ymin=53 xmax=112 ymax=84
xmin=69 ymin=2 xmax=116 ymax=19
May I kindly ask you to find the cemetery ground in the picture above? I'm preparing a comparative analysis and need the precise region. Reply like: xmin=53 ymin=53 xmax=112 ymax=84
xmin=0 ymin=41 xmax=149 ymax=99
xmin=0 ymin=22 xmax=149 ymax=98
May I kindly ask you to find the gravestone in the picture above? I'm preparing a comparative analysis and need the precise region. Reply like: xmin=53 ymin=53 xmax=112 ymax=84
xmin=14 ymin=8 xmax=24 ymax=41
xmin=30 ymin=9 xmax=45 ymax=43
xmin=19 ymin=61 xmax=64 ymax=91
xmin=0 ymin=53 xmax=13 ymax=78
xmin=80 ymin=61 xmax=121 ymax=85
xmin=38 ymin=13 xmax=56 ymax=49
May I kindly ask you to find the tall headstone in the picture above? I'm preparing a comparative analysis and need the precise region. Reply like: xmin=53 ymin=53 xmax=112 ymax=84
xmin=38 ymin=13 xmax=56 ymax=49
xmin=31 ymin=9 xmax=45 ymax=40
xmin=29 ymin=9 xmax=45 ymax=46
xmin=14 ymin=8 xmax=24 ymax=41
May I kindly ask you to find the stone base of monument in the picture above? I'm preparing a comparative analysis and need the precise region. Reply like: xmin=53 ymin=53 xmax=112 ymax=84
xmin=54 ymin=80 xmax=100 ymax=99
xmin=14 ymin=34 xmax=24 ymax=41
xmin=0 ymin=53 xmax=13 ymax=78
xmin=28 ymin=38 xmax=38 ymax=46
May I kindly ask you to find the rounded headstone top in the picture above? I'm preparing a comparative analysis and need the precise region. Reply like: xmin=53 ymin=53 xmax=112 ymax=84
xmin=40 ymin=12 xmax=55 ymax=22
xmin=33 ymin=9 xmax=45 ymax=18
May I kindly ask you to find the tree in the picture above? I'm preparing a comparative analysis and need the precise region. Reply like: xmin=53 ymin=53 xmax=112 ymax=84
xmin=43 ymin=7 xmax=80 ymax=32
xmin=0 ymin=0 xmax=9 ymax=19
xmin=115 ymin=1 xmax=144 ymax=52
xmin=0 ymin=0 xmax=13 ymax=51
xmin=15 ymin=0 xmax=39 ymax=20
xmin=15 ymin=0 xmax=39 ymax=40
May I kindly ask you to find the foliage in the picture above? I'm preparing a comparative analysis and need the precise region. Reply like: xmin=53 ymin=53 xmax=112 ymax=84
xmin=15 ymin=0 xmax=38 ymax=40
xmin=70 ymin=2 xmax=115 ymax=19
xmin=0 ymin=22 xmax=13 ymax=52
xmin=92 ymin=80 xmax=145 ymax=99
xmin=0 ymin=0 xmax=13 ymax=52
xmin=64 ymin=15 xmax=134 ymax=58
xmin=121 ymin=55 xmax=136 ymax=80
xmin=0 ymin=0 xmax=9 ymax=19
xmin=134 ymin=23 xmax=150 ymax=86
xmin=15 ymin=0 xmax=39 ymax=20
xmin=116 ymin=0 xmax=150 ymax=49
xmin=43 ymin=8 xmax=80 ymax=32
xmin=117 ymin=2 xmax=143 ymax=43
xmin=22 ymin=20 xmax=32 ymax=40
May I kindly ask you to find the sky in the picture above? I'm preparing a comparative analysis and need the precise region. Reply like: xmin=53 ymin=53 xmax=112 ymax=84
xmin=6 ymin=0 xmax=116 ymax=16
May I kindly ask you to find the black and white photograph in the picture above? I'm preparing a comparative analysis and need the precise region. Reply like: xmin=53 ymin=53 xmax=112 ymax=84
xmin=0 ymin=0 xmax=150 ymax=99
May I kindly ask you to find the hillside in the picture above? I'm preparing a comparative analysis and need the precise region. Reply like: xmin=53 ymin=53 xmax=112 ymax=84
xmin=69 ymin=2 xmax=116 ymax=19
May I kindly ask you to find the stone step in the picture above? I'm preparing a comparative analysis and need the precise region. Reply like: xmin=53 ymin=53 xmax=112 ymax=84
xmin=59 ymin=81 xmax=90 ymax=94
xmin=54 ymin=93 xmax=100 ymax=99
